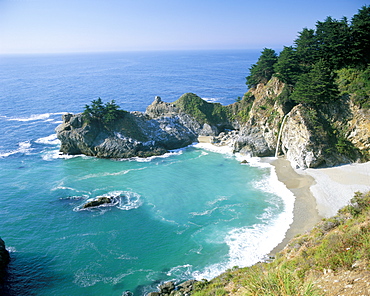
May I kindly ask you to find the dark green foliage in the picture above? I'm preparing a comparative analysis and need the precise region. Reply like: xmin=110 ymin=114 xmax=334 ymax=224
xmin=314 ymin=16 xmax=352 ymax=69
xmin=246 ymin=48 xmax=278 ymax=88
xmin=173 ymin=93 xmax=230 ymax=126
xmin=294 ymin=28 xmax=318 ymax=67
xmin=83 ymin=98 xmax=126 ymax=126
xmin=267 ymin=6 xmax=370 ymax=106
xmin=351 ymin=6 xmax=370 ymax=65
xmin=291 ymin=60 xmax=339 ymax=104
xmin=274 ymin=46 xmax=302 ymax=85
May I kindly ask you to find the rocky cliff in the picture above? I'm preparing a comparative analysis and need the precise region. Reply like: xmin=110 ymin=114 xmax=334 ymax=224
xmin=57 ymin=82 xmax=369 ymax=167
xmin=56 ymin=96 xmax=211 ymax=158
xmin=227 ymin=77 xmax=370 ymax=168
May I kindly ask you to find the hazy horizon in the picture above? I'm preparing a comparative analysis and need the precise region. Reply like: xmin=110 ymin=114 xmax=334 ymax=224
xmin=0 ymin=0 xmax=368 ymax=55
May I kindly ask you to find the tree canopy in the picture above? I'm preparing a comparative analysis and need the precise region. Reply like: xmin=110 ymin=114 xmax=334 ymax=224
xmin=246 ymin=5 xmax=370 ymax=107
xmin=83 ymin=98 xmax=126 ymax=125
xmin=246 ymin=48 xmax=277 ymax=88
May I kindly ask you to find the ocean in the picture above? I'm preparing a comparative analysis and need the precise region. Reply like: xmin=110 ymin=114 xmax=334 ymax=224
xmin=0 ymin=50 xmax=294 ymax=296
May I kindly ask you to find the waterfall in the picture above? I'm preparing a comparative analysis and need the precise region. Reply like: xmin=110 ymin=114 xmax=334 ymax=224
xmin=275 ymin=113 xmax=289 ymax=158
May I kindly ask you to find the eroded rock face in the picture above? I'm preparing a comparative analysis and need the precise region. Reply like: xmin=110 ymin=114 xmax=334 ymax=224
xmin=233 ymin=77 xmax=285 ymax=156
xmin=56 ymin=97 xmax=199 ymax=158
xmin=56 ymin=90 xmax=370 ymax=167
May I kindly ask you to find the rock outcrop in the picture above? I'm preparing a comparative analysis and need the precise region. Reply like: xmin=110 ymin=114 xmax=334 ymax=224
xmin=57 ymin=85 xmax=370 ymax=167
xmin=147 ymin=280 xmax=197 ymax=296
xmin=0 ymin=237 xmax=10 ymax=281
xmin=56 ymin=97 xmax=200 ymax=158
xmin=228 ymin=77 xmax=370 ymax=168
xmin=232 ymin=77 xmax=285 ymax=156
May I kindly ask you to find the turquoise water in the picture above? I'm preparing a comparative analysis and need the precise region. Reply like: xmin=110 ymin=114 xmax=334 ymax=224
xmin=0 ymin=51 xmax=294 ymax=295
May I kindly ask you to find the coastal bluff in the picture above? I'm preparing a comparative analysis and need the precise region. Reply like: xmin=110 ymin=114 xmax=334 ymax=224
xmin=56 ymin=84 xmax=370 ymax=168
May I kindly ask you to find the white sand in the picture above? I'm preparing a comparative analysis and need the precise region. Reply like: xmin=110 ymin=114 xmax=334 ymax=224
xmin=298 ymin=162 xmax=370 ymax=218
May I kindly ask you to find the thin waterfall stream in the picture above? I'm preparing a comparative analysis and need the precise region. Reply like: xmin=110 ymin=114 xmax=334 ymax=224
xmin=275 ymin=113 xmax=289 ymax=158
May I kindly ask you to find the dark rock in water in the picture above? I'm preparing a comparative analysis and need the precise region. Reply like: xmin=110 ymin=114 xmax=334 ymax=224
xmin=82 ymin=196 xmax=112 ymax=209
xmin=240 ymin=159 xmax=248 ymax=164
xmin=146 ymin=280 xmax=197 ymax=296
xmin=0 ymin=237 xmax=10 ymax=281
xmin=158 ymin=281 xmax=175 ymax=294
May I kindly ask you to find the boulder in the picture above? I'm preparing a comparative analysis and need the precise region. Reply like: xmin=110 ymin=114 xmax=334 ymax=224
xmin=82 ymin=196 xmax=112 ymax=209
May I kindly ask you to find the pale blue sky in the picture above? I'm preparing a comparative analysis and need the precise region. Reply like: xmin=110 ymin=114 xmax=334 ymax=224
xmin=0 ymin=0 xmax=368 ymax=54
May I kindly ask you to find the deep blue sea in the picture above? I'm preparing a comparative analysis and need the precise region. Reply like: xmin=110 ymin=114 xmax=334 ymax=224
xmin=0 ymin=50 xmax=294 ymax=296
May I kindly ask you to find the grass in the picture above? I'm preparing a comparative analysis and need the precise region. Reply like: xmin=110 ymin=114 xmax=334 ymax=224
xmin=190 ymin=191 xmax=370 ymax=296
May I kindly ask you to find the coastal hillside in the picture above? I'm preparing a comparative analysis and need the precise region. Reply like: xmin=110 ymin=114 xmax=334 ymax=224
xmin=56 ymin=8 xmax=370 ymax=168
xmin=226 ymin=5 xmax=370 ymax=168
xmin=189 ymin=191 xmax=370 ymax=296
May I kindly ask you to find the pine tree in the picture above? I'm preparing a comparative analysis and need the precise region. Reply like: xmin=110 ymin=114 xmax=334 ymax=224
xmin=351 ymin=5 xmax=370 ymax=66
xmin=246 ymin=48 xmax=277 ymax=88
xmin=291 ymin=60 xmax=339 ymax=105
xmin=274 ymin=46 xmax=302 ymax=85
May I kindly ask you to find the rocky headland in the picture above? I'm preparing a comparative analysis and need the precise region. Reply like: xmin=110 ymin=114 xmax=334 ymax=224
xmin=56 ymin=78 xmax=370 ymax=169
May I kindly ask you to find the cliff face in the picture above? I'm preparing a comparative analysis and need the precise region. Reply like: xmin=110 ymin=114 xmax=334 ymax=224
xmin=56 ymin=83 xmax=369 ymax=166
xmin=232 ymin=77 xmax=285 ymax=156
xmin=229 ymin=77 xmax=369 ymax=168
xmin=56 ymin=97 xmax=203 ymax=158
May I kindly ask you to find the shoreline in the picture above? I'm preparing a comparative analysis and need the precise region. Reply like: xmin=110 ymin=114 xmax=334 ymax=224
xmin=269 ymin=157 xmax=370 ymax=254
xmin=268 ymin=157 xmax=321 ymax=254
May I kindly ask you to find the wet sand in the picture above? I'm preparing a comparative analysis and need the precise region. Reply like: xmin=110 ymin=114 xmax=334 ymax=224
xmin=268 ymin=157 xmax=322 ymax=254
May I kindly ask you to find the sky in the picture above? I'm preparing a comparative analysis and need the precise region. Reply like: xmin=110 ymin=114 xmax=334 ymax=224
xmin=0 ymin=0 xmax=368 ymax=54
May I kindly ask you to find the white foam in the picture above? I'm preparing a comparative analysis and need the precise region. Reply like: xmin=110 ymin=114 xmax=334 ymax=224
xmin=192 ymin=157 xmax=295 ymax=281
xmin=74 ymin=191 xmax=142 ymax=212
xmin=193 ymin=142 xmax=234 ymax=156
xmin=79 ymin=167 xmax=146 ymax=180
xmin=127 ymin=149 xmax=184 ymax=162
xmin=117 ymin=191 xmax=143 ymax=211
xmin=6 ymin=246 xmax=16 ymax=253
xmin=0 ymin=141 xmax=33 ymax=158
xmin=41 ymin=149 xmax=86 ymax=161
xmin=166 ymin=264 xmax=193 ymax=280
xmin=202 ymin=97 xmax=221 ymax=103
xmin=6 ymin=112 xmax=66 ymax=122
xmin=35 ymin=134 xmax=61 ymax=145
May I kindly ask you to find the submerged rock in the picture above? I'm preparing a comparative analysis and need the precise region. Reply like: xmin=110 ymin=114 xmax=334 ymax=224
xmin=82 ymin=196 xmax=113 ymax=209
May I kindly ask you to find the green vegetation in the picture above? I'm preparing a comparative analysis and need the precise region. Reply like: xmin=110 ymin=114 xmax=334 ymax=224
xmin=336 ymin=66 xmax=370 ymax=108
xmin=246 ymin=48 xmax=278 ymax=88
xmin=246 ymin=6 xmax=370 ymax=107
xmin=82 ymin=98 xmax=126 ymax=126
xmin=291 ymin=60 xmax=339 ymax=105
xmin=173 ymin=93 xmax=230 ymax=126
xmin=191 ymin=191 xmax=370 ymax=295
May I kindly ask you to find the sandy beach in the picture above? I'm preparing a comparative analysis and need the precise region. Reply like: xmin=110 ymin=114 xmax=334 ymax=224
xmin=270 ymin=158 xmax=370 ymax=254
